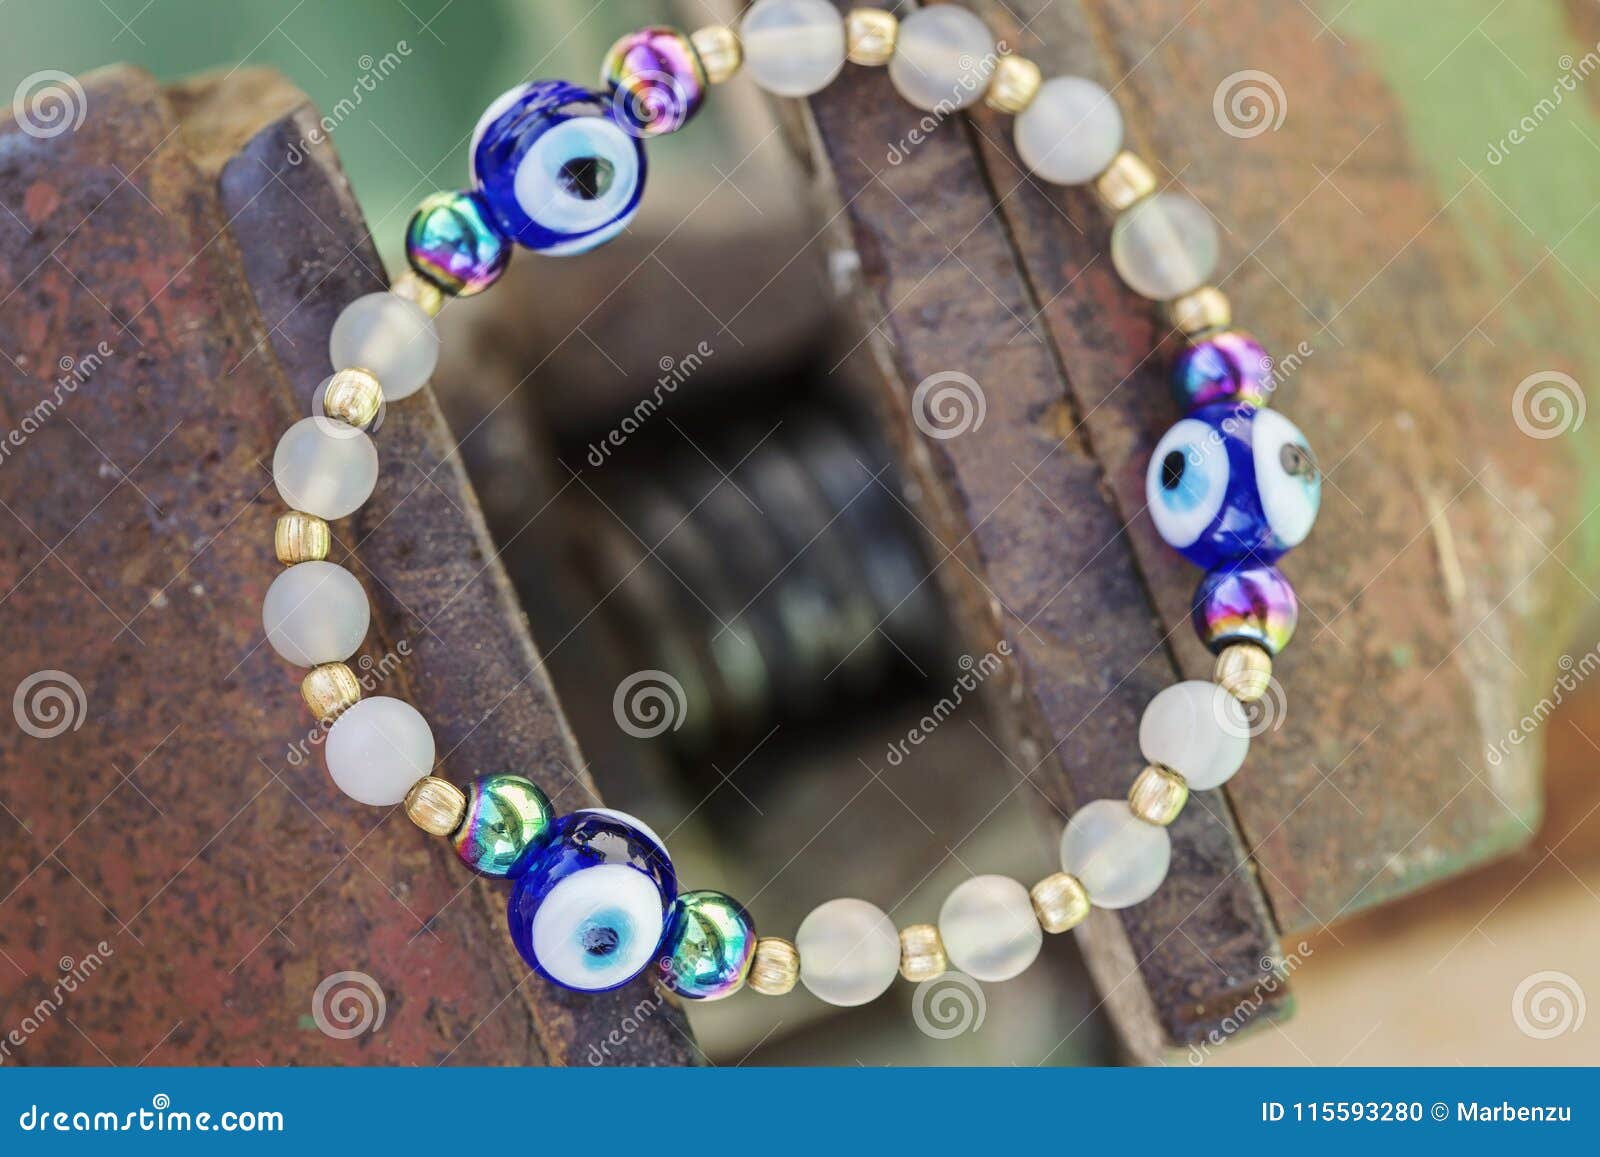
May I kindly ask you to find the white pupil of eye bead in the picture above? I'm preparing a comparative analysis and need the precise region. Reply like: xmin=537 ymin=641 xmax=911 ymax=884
xmin=795 ymin=897 xmax=901 ymax=1006
xmin=272 ymin=416 xmax=378 ymax=522
xmin=530 ymin=863 xmax=666 ymax=990
xmin=1111 ymin=192 xmax=1220 ymax=300
xmin=324 ymin=696 xmax=436 ymax=806
xmin=262 ymin=561 xmax=370 ymax=667
xmin=1251 ymin=408 xmax=1320 ymax=549
xmin=1059 ymin=799 xmax=1172 ymax=909
xmin=939 ymin=875 xmax=1042 ymax=982
xmin=328 ymin=292 xmax=439 ymax=401
xmin=1146 ymin=417 xmax=1228 ymax=548
xmin=1015 ymin=76 xmax=1124 ymax=185
xmin=740 ymin=0 xmax=847 ymax=98
xmin=517 ymin=118 xmax=640 ymax=254
xmin=888 ymin=6 xmax=995 ymax=113
xmin=1139 ymin=681 xmax=1250 ymax=791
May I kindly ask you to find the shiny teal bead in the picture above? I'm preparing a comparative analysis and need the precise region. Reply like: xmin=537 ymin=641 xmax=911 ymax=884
xmin=657 ymin=890 xmax=756 ymax=1000
xmin=452 ymin=774 xmax=554 ymax=876
xmin=406 ymin=189 xmax=510 ymax=296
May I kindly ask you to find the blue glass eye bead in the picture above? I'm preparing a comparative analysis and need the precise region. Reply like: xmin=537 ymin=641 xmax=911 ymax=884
xmin=508 ymin=811 xmax=676 ymax=992
xmin=405 ymin=189 xmax=510 ymax=297
xmin=601 ymin=26 xmax=707 ymax=137
xmin=1192 ymin=562 xmax=1298 ymax=655
xmin=471 ymin=80 xmax=646 ymax=256
xmin=657 ymin=890 xmax=757 ymax=1000
xmin=1146 ymin=402 xmax=1321 ymax=569
xmin=452 ymin=774 xmax=554 ymax=876
xmin=1172 ymin=330 xmax=1273 ymax=411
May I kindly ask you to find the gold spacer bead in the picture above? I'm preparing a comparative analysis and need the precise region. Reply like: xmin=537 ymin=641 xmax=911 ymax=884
xmin=1030 ymin=872 xmax=1090 ymax=933
xmin=1129 ymin=763 xmax=1189 ymax=825
xmin=747 ymin=936 xmax=799 ymax=995
xmin=322 ymin=367 xmax=383 ymax=428
xmin=985 ymin=54 xmax=1042 ymax=115
xmin=898 ymin=922 xmax=948 ymax=983
xmin=405 ymin=776 xmax=467 ymax=837
xmin=1169 ymin=285 xmax=1233 ymax=338
xmin=1214 ymin=642 xmax=1273 ymax=702
xmin=301 ymin=662 xmax=361 ymax=723
xmin=275 ymin=511 xmax=330 ymax=564
xmin=1093 ymin=150 xmax=1158 ymax=213
xmin=691 ymin=24 xmax=742 ymax=85
xmin=845 ymin=8 xmax=898 ymax=67
xmin=390 ymin=270 xmax=443 ymax=317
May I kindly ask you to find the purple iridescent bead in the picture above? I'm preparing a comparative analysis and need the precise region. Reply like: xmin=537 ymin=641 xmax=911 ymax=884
xmin=1192 ymin=562 xmax=1298 ymax=655
xmin=600 ymin=26 xmax=707 ymax=137
xmin=1172 ymin=330 xmax=1274 ymax=411
xmin=406 ymin=189 xmax=510 ymax=297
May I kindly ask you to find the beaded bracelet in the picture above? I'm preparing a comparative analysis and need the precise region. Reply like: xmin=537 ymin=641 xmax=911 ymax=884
xmin=261 ymin=1 xmax=1321 ymax=1007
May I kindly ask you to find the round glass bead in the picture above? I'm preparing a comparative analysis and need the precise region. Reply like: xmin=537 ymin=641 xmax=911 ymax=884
xmin=658 ymin=890 xmax=757 ymax=1000
xmin=1172 ymin=330 xmax=1273 ymax=410
xmin=328 ymin=292 xmax=439 ymax=401
xmin=1192 ymin=562 xmax=1298 ymax=655
xmin=272 ymin=416 xmax=378 ymax=521
xmin=508 ymin=811 xmax=676 ymax=992
xmin=405 ymin=189 xmax=510 ymax=297
xmin=1014 ymin=76 xmax=1123 ymax=185
xmin=453 ymin=774 xmax=555 ymax=876
xmin=1145 ymin=402 xmax=1321 ymax=568
xmin=1138 ymin=680 xmax=1250 ymax=791
xmin=573 ymin=807 xmax=670 ymax=865
xmin=262 ymin=561 xmax=369 ymax=667
xmin=324 ymin=696 xmax=435 ymax=807
xmin=471 ymin=80 xmax=646 ymax=256
xmin=795 ymin=897 xmax=900 ymax=1007
xmin=601 ymin=26 xmax=706 ymax=137
xmin=938 ymin=875 xmax=1042 ymax=983
xmin=888 ymin=5 xmax=995 ymax=112
xmin=1110 ymin=192 xmax=1219 ymax=300
xmin=1059 ymin=799 xmax=1172 ymax=909
xmin=739 ymin=0 xmax=846 ymax=98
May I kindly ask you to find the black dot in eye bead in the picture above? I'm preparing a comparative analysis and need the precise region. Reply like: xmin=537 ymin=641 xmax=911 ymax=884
xmin=1161 ymin=450 xmax=1186 ymax=490
xmin=558 ymin=155 xmax=614 ymax=201
xmin=582 ymin=925 xmax=620 ymax=957
xmin=1280 ymin=442 xmax=1318 ymax=480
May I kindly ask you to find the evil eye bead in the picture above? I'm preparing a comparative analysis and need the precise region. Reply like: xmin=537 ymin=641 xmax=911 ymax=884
xmin=453 ymin=774 xmax=554 ymax=876
xmin=507 ymin=811 xmax=676 ymax=992
xmin=1251 ymin=407 xmax=1321 ymax=552
xmin=472 ymin=80 xmax=646 ymax=256
xmin=658 ymin=890 xmax=757 ymax=1000
xmin=1146 ymin=416 xmax=1229 ymax=559
xmin=405 ymin=190 xmax=510 ymax=297
xmin=1172 ymin=330 xmax=1274 ymax=411
xmin=1193 ymin=562 xmax=1298 ymax=655
xmin=573 ymin=807 xmax=670 ymax=866
xmin=601 ymin=26 xmax=706 ymax=137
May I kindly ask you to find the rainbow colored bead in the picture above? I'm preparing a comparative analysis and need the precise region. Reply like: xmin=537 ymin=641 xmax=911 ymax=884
xmin=658 ymin=890 xmax=757 ymax=1000
xmin=1192 ymin=562 xmax=1298 ymax=655
xmin=601 ymin=26 xmax=707 ymax=137
xmin=1172 ymin=330 xmax=1273 ymax=411
xmin=406 ymin=189 xmax=510 ymax=297
xmin=453 ymin=774 xmax=554 ymax=876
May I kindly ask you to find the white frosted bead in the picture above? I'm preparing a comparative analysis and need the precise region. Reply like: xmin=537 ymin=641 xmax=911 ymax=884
xmin=329 ymin=291 xmax=439 ymax=401
xmin=1110 ymin=192 xmax=1219 ymax=300
xmin=261 ymin=561 xmax=369 ymax=667
xmin=939 ymin=875 xmax=1042 ymax=982
xmin=1014 ymin=76 xmax=1123 ymax=184
xmin=324 ymin=696 xmax=435 ymax=806
xmin=272 ymin=416 xmax=378 ymax=521
xmin=740 ymin=0 xmax=846 ymax=98
xmin=1059 ymin=799 xmax=1172 ymax=909
xmin=795 ymin=898 xmax=900 ymax=1006
xmin=888 ymin=5 xmax=994 ymax=112
xmin=1139 ymin=680 xmax=1250 ymax=791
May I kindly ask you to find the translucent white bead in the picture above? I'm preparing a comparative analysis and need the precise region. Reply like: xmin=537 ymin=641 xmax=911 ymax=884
xmin=1014 ymin=76 xmax=1123 ymax=185
xmin=740 ymin=0 xmax=846 ymax=98
xmin=1059 ymin=799 xmax=1172 ymax=909
xmin=888 ymin=5 xmax=994 ymax=112
xmin=1139 ymin=680 xmax=1250 ymax=790
xmin=1110 ymin=192 xmax=1219 ymax=300
xmin=272 ymin=416 xmax=378 ymax=521
xmin=938 ymin=875 xmax=1042 ymax=982
xmin=329 ymin=291 xmax=439 ymax=401
xmin=324 ymin=696 xmax=435 ymax=806
xmin=262 ymin=561 xmax=369 ymax=667
xmin=795 ymin=898 xmax=900 ymax=1006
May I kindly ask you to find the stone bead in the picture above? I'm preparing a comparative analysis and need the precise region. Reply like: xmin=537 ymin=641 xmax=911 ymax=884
xmin=898 ymin=923 xmax=948 ymax=983
xmin=1059 ymin=799 xmax=1172 ymax=909
xmin=1093 ymin=150 xmax=1157 ymax=212
xmin=795 ymin=897 xmax=900 ymax=1007
xmin=274 ymin=511 xmax=329 ymax=564
xmin=845 ymin=8 xmax=897 ymax=66
xmin=1014 ymin=76 xmax=1123 ymax=185
xmin=1110 ymin=191 xmax=1219 ymax=300
xmin=1214 ymin=642 xmax=1273 ymax=703
xmin=301 ymin=661 xmax=361 ymax=722
xmin=405 ymin=189 xmax=510 ymax=296
xmin=324 ymin=696 xmax=436 ymax=807
xmin=985 ymin=54 xmax=1041 ymax=114
xmin=601 ymin=26 xmax=707 ymax=136
xmin=454 ymin=774 xmax=555 ymax=876
xmin=262 ymin=561 xmax=370 ymax=667
xmin=1128 ymin=763 xmax=1189 ymax=825
xmin=659 ymin=890 xmax=758 ymax=1000
xmin=748 ymin=936 xmax=800 ymax=995
xmin=739 ymin=0 xmax=846 ymax=98
xmin=938 ymin=874 xmax=1042 ymax=983
xmin=1193 ymin=562 xmax=1298 ymax=655
xmin=405 ymin=776 xmax=467 ymax=837
xmin=887 ymin=4 xmax=994 ymax=113
xmin=328 ymin=291 xmax=439 ymax=400
xmin=1169 ymin=285 xmax=1232 ymax=337
xmin=1172 ymin=329 xmax=1273 ymax=411
xmin=691 ymin=24 xmax=742 ymax=85
xmin=1139 ymin=680 xmax=1249 ymax=791
xmin=319 ymin=368 xmax=384 ymax=428
xmin=272 ymin=416 xmax=378 ymax=522
xmin=1030 ymin=872 xmax=1090 ymax=933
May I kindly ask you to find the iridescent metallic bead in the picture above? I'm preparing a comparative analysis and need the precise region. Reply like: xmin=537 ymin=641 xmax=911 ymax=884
xmin=1173 ymin=329 xmax=1274 ymax=411
xmin=406 ymin=190 xmax=510 ymax=297
xmin=601 ymin=26 xmax=706 ymax=136
xmin=1192 ymin=561 xmax=1298 ymax=655
xmin=453 ymin=773 xmax=555 ymax=876
xmin=658 ymin=889 xmax=757 ymax=1000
